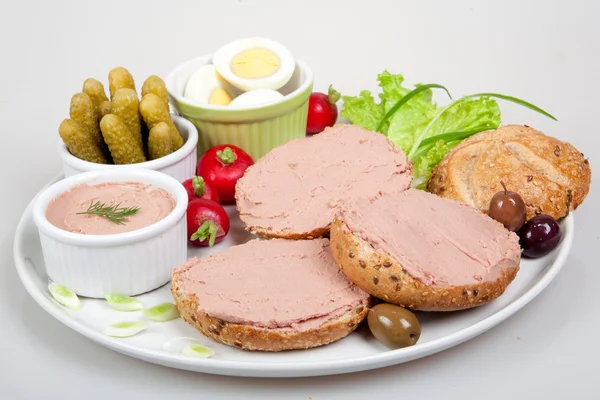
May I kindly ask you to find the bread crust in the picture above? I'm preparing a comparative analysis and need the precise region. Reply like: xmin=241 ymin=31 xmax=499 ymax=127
xmin=329 ymin=218 xmax=519 ymax=312
xmin=427 ymin=125 xmax=591 ymax=221
xmin=171 ymin=272 xmax=374 ymax=352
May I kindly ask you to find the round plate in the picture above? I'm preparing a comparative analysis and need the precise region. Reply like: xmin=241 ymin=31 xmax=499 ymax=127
xmin=14 ymin=175 xmax=574 ymax=378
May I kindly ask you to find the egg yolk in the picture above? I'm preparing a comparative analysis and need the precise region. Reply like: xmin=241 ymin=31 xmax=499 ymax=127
xmin=209 ymin=88 xmax=233 ymax=105
xmin=230 ymin=48 xmax=280 ymax=79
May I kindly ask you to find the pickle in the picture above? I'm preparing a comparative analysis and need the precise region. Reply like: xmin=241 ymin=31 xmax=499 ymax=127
xmin=59 ymin=119 xmax=108 ymax=164
xmin=82 ymin=78 xmax=108 ymax=118
xmin=108 ymin=67 xmax=135 ymax=99
xmin=70 ymin=93 xmax=103 ymax=147
xmin=147 ymin=122 xmax=173 ymax=160
xmin=99 ymin=100 xmax=112 ymax=119
xmin=140 ymin=94 xmax=184 ymax=150
xmin=111 ymin=88 xmax=143 ymax=149
xmin=141 ymin=75 xmax=169 ymax=111
xmin=100 ymin=114 xmax=146 ymax=164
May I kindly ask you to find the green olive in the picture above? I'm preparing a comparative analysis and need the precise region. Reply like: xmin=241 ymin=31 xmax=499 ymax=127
xmin=367 ymin=303 xmax=421 ymax=349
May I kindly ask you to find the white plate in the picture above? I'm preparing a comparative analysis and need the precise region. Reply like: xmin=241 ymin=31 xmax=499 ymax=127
xmin=14 ymin=175 xmax=574 ymax=378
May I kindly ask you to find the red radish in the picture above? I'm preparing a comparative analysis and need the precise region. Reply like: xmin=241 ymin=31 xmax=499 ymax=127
xmin=306 ymin=85 xmax=340 ymax=134
xmin=186 ymin=199 xmax=230 ymax=247
xmin=196 ymin=144 xmax=254 ymax=203
xmin=182 ymin=176 xmax=220 ymax=203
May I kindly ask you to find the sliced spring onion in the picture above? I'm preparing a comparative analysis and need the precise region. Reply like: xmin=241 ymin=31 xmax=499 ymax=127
xmin=375 ymin=83 xmax=452 ymax=132
xmin=143 ymin=302 xmax=180 ymax=322
xmin=103 ymin=321 xmax=148 ymax=338
xmin=104 ymin=293 xmax=144 ymax=312
xmin=48 ymin=283 xmax=80 ymax=310
xmin=181 ymin=343 xmax=215 ymax=358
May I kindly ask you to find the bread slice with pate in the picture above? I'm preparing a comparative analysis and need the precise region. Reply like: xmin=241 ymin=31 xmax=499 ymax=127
xmin=330 ymin=189 xmax=521 ymax=311
xmin=171 ymin=238 xmax=374 ymax=351
xmin=235 ymin=124 xmax=412 ymax=240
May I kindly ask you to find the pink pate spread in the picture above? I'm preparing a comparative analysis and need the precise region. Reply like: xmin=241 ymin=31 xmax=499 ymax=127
xmin=46 ymin=182 xmax=176 ymax=235
xmin=337 ymin=189 xmax=521 ymax=287
xmin=235 ymin=125 xmax=412 ymax=234
xmin=172 ymin=238 xmax=370 ymax=332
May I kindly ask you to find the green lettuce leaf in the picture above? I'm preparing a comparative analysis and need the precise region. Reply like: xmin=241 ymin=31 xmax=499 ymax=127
xmin=339 ymin=72 xmax=502 ymax=189
xmin=412 ymin=140 xmax=460 ymax=189
xmin=341 ymin=71 xmax=436 ymax=146
xmin=377 ymin=71 xmax=412 ymax=113
xmin=386 ymin=89 xmax=437 ymax=152
xmin=408 ymin=97 xmax=501 ymax=185
xmin=340 ymin=90 xmax=383 ymax=132
xmin=408 ymin=97 xmax=501 ymax=158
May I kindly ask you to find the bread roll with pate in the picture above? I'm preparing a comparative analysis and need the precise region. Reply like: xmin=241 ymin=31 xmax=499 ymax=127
xmin=171 ymin=238 xmax=374 ymax=351
xmin=235 ymin=125 xmax=412 ymax=240
xmin=330 ymin=189 xmax=521 ymax=311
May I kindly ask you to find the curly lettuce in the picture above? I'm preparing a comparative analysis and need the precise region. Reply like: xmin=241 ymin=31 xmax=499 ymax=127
xmin=340 ymin=71 xmax=502 ymax=188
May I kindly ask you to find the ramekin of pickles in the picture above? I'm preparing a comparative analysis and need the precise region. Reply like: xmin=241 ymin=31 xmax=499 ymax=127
xmin=58 ymin=67 xmax=198 ymax=182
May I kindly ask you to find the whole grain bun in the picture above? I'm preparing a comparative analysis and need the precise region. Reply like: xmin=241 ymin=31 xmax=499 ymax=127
xmin=171 ymin=276 xmax=374 ymax=352
xmin=330 ymin=218 xmax=519 ymax=312
xmin=427 ymin=125 xmax=591 ymax=221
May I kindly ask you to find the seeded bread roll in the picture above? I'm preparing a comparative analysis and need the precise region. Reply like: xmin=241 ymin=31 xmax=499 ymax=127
xmin=427 ymin=125 xmax=591 ymax=221
xmin=330 ymin=189 xmax=521 ymax=312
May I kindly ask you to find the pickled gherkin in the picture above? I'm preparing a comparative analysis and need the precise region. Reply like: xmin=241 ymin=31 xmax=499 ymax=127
xmin=70 ymin=93 xmax=103 ymax=147
xmin=111 ymin=88 xmax=143 ymax=149
xmin=100 ymin=114 xmax=146 ymax=164
xmin=108 ymin=67 xmax=135 ymax=99
xmin=148 ymin=122 xmax=173 ymax=160
xmin=142 ymin=75 xmax=169 ymax=111
xmin=140 ymin=94 xmax=184 ymax=150
xmin=82 ymin=78 xmax=108 ymax=118
xmin=59 ymin=119 xmax=108 ymax=164
xmin=99 ymin=100 xmax=112 ymax=119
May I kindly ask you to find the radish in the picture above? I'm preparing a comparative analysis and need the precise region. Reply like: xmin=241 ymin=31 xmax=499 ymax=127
xmin=186 ymin=199 xmax=230 ymax=247
xmin=182 ymin=176 xmax=220 ymax=204
xmin=306 ymin=85 xmax=340 ymax=134
xmin=196 ymin=145 xmax=254 ymax=203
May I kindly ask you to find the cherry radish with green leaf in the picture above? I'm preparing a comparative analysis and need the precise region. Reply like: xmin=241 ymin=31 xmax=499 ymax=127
xmin=186 ymin=198 xmax=230 ymax=247
xmin=182 ymin=176 xmax=220 ymax=203
xmin=196 ymin=144 xmax=254 ymax=203
xmin=307 ymin=85 xmax=340 ymax=134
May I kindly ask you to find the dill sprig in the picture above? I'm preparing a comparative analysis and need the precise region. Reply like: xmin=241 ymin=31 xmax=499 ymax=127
xmin=76 ymin=200 xmax=140 ymax=225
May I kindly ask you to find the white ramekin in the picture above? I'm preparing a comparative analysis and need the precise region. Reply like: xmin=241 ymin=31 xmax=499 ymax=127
xmin=58 ymin=114 xmax=198 ymax=183
xmin=32 ymin=169 xmax=189 ymax=298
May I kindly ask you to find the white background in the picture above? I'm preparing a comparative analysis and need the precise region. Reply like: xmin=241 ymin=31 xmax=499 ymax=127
xmin=1 ymin=0 xmax=599 ymax=398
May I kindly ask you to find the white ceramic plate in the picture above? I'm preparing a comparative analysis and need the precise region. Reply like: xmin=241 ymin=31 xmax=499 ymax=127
xmin=14 ymin=175 xmax=574 ymax=378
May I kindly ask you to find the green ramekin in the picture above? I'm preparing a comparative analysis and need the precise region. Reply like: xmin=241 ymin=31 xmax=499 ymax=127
xmin=165 ymin=54 xmax=313 ymax=162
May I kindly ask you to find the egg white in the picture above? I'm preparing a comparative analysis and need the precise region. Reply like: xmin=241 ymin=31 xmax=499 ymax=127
xmin=183 ymin=64 xmax=236 ymax=105
xmin=212 ymin=38 xmax=295 ymax=92
xmin=228 ymin=89 xmax=284 ymax=108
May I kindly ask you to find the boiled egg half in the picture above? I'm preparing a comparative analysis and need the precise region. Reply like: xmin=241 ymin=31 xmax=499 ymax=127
xmin=228 ymin=89 xmax=284 ymax=108
xmin=212 ymin=38 xmax=295 ymax=92
xmin=183 ymin=64 xmax=236 ymax=106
